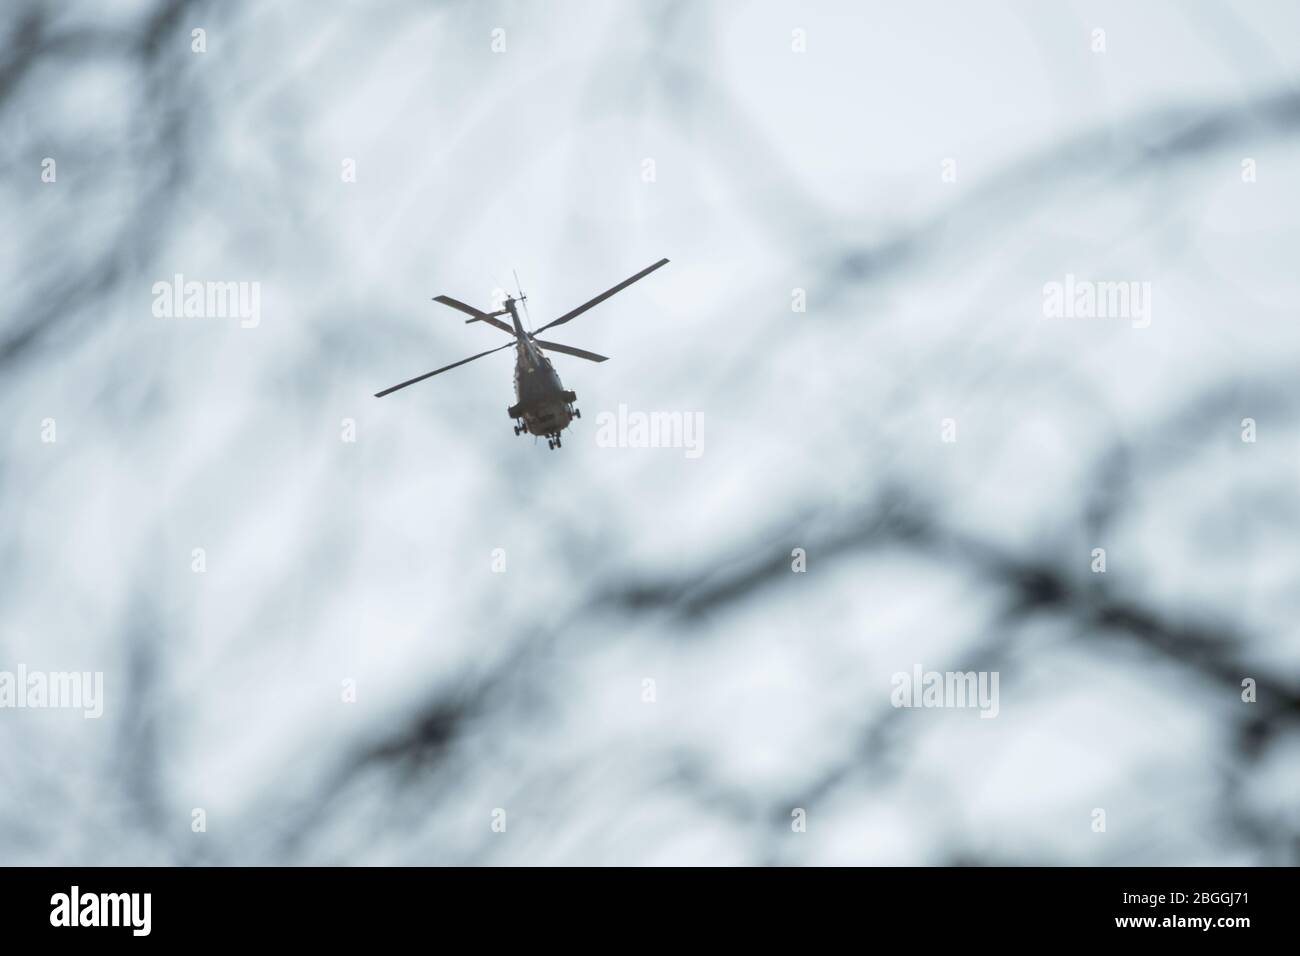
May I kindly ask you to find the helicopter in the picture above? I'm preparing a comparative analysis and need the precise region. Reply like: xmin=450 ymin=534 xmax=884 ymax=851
xmin=374 ymin=258 xmax=669 ymax=449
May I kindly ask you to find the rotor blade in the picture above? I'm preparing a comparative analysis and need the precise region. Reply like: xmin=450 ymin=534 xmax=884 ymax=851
xmin=432 ymin=295 xmax=490 ymax=319
xmin=533 ymin=258 xmax=669 ymax=334
xmin=432 ymin=295 xmax=514 ymax=335
xmin=531 ymin=339 xmax=609 ymax=363
xmin=374 ymin=341 xmax=515 ymax=398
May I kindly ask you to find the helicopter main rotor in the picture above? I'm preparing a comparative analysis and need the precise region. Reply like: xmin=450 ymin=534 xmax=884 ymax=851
xmin=373 ymin=258 xmax=669 ymax=399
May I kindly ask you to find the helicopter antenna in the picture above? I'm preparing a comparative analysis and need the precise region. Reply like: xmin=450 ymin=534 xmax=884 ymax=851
xmin=513 ymin=268 xmax=534 ymax=332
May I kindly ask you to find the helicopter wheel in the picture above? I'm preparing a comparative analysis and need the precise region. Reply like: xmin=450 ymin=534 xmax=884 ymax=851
xmin=573 ymin=408 xmax=581 ymax=419
xmin=547 ymin=438 xmax=554 ymax=449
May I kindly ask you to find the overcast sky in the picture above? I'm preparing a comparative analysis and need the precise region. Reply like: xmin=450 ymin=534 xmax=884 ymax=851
xmin=2 ymin=0 xmax=1298 ymax=865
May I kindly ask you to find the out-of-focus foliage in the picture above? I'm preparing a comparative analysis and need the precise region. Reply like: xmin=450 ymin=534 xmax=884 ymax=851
xmin=1 ymin=0 xmax=1298 ymax=864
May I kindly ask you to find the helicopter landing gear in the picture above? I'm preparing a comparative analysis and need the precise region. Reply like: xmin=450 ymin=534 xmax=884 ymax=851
xmin=547 ymin=434 xmax=562 ymax=450
xmin=573 ymin=408 xmax=581 ymax=419
xmin=513 ymin=424 xmax=525 ymax=436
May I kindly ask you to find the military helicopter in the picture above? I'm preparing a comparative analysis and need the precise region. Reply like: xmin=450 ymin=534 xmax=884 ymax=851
xmin=374 ymin=258 xmax=669 ymax=449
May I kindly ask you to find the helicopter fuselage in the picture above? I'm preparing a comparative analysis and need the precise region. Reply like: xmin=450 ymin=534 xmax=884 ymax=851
xmin=510 ymin=341 xmax=575 ymax=437
xmin=504 ymin=300 xmax=579 ymax=447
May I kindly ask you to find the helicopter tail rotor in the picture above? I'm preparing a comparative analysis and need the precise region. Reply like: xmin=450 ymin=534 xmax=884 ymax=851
xmin=513 ymin=268 xmax=535 ymax=332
